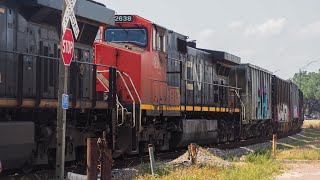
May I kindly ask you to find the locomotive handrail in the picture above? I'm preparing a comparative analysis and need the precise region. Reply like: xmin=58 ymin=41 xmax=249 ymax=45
xmin=183 ymin=78 xmax=242 ymax=90
xmin=122 ymin=72 xmax=142 ymax=133
xmin=167 ymin=56 xmax=184 ymax=62
xmin=74 ymin=61 xmax=112 ymax=68
xmin=97 ymin=70 xmax=110 ymax=73
xmin=167 ymin=56 xmax=241 ymax=90
xmin=234 ymin=89 xmax=246 ymax=120
xmin=116 ymin=95 xmax=127 ymax=127
xmin=117 ymin=71 xmax=137 ymax=128
xmin=96 ymin=70 xmax=127 ymax=127
xmin=97 ymin=70 xmax=139 ymax=128
xmin=0 ymin=48 xmax=59 ymax=60
xmin=0 ymin=48 xmax=113 ymax=68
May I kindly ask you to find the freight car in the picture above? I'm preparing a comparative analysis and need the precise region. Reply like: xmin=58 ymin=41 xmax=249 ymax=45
xmin=229 ymin=64 xmax=304 ymax=138
xmin=272 ymin=76 xmax=303 ymax=133
xmin=0 ymin=0 xmax=115 ymax=172
xmin=229 ymin=64 xmax=274 ymax=139
xmin=94 ymin=15 xmax=304 ymax=156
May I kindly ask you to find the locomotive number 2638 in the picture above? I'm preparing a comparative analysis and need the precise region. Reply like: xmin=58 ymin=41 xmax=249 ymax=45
xmin=115 ymin=15 xmax=133 ymax=22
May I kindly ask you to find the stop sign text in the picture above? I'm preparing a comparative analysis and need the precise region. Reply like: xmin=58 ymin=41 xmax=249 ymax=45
xmin=61 ymin=28 xmax=74 ymax=66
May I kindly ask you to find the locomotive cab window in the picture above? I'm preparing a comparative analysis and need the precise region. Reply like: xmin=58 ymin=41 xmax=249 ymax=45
xmin=104 ymin=27 xmax=148 ymax=47
xmin=153 ymin=26 xmax=167 ymax=52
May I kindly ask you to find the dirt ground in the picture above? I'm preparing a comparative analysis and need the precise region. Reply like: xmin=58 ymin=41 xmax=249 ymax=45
xmin=276 ymin=161 xmax=320 ymax=180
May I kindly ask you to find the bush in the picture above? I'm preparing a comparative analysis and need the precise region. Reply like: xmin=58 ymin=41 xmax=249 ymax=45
xmin=246 ymin=149 xmax=272 ymax=164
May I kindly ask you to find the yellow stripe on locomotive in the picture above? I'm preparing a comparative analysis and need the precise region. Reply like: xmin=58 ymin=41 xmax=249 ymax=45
xmin=141 ymin=104 xmax=241 ymax=113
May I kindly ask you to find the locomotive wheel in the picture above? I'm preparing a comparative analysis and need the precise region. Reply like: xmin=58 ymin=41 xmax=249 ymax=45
xmin=22 ymin=159 xmax=33 ymax=174
xmin=227 ymin=121 xmax=235 ymax=142
xmin=218 ymin=121 xmax=228 ymax=143
xmin=227 ymin=130 xmax=235 ymax=142
xmin=139 ymin=142 xmax=146 ymax=157
xmin=267 ymin=124 xmax=273 ymax=137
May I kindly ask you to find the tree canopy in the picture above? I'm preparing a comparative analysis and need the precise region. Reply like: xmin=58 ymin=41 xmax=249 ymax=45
xmin=292 ymin=70 xmax=320 ymax=114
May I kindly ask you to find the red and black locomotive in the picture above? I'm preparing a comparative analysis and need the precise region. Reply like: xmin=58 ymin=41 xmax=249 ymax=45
xmin=94 ymin=15 xmax=304 ymax=156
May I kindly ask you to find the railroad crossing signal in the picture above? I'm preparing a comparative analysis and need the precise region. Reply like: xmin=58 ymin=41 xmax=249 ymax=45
xmin=61 ymin=28 xmax=74 ymax=66
xmin=62 ymin=0 xmax=79 ymax=39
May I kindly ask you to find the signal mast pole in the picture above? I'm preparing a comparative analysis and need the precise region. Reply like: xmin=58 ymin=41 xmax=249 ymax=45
xmin=56 ymin=1 xmax=68 ymax=179
xmin=56 ymin=0 xmax=78 ymax=178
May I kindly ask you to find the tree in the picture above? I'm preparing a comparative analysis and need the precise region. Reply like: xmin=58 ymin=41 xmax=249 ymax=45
xmin=292 ymin=70 xmax=320 ymax=115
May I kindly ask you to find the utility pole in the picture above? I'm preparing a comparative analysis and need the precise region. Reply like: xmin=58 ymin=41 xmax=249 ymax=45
xmin=56 ymin=0 xmax=68 ymax=179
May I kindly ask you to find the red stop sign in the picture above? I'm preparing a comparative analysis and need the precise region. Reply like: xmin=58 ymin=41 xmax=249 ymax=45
xmin=61 ymin=28 xmax=74 ymax=66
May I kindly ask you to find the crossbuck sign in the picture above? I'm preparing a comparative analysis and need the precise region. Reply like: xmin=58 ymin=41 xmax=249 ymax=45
xmin=62 ymin=0 xmax=79 ymax=39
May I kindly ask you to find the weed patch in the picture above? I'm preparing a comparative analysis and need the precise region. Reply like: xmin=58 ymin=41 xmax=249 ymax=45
xmin=135 ymin=149 xmax=283 ymax=180
xmin=218 ymin=149 xmax=283 ymax=180
xmin=277 ymin=148 xmax=320 ymax=160
xmin=303 ymin=120 xmax=320 ymax=129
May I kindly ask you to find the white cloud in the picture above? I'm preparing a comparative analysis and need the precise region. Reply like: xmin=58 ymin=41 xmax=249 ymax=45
xmin=245 ymin=18 xmax=287 ymax=37
xmin=195 ymin=29 xmax=215 ymax=48
xmin=228 ymin=21 xmax=244 ymax=29
xmin=236 ymin=49 xmax=256 ymax=58
xmin=298 ymin=21 xmax=320 ymax=38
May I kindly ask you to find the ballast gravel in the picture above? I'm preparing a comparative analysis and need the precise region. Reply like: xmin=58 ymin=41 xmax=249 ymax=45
xmin=112 ymin=131 xmax=307 ymax=179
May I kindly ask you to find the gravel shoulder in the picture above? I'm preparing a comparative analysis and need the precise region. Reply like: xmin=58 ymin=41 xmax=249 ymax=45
xmin=112 ymin=124 xmax=320 ymax=179
xmin=276 ymin=161 xmax=320 ymax=180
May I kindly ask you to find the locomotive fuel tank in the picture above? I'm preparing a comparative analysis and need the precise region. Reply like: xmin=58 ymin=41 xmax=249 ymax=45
xmin=0 ymin=122 xmax=34 ymax=170
xmin=171 ymin=119 xmax=218 ymax=147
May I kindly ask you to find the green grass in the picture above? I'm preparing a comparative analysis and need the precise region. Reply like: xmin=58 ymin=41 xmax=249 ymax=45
xmin=303 ymin=120 xmax=320 ymax=129
xmin=136 ymin=149 xmax=283 ymax=180
xmin=135 ymin=165 xmax=221 ymax=180
xmin=139 ymin=162 xmax=175 ymax=177
xmin=219 ymin=149 xmax=283 ymax=180
xmin=135 ymin=121 xmax=320 ymax=180
xmin=277 ymin=148 xmax=320 ymax=160
xmin=275 ymin=121 xmax=320 ymax=160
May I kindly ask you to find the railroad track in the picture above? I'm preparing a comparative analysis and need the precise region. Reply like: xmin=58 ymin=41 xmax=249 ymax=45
xmin=113 ymin=149 xmax=186 ymax=169
xmin=214 ymin=129 xmax=302 ymax=150
xmin=0 ymin=129 xmax=302 ymax=178
xmin=0 ymin=163 xmax=85 ymax=180
xmin=114 ymin=129 xmax=302 ymax=169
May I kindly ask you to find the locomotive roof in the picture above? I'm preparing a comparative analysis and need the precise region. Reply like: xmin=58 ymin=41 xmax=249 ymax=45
xmin=240 ymin=63 xmax=273 ymax=74
xmin=2 ymin=0 xmax=115 ymax=45
xmin=199 ymin=49 xmax=241 ymax=65
xmin=4 ymin=0 xmax=115 ymax=26
xmin=135 ymin=15 xmax=167 ymax=29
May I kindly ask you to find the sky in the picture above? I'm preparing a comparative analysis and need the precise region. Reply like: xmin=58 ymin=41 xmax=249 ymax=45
xmin=96 ymin=0 xmax=320 ymax=79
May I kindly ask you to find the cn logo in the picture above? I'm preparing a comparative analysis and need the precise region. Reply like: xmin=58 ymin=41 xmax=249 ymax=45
xmin=185 ymin=61 xmax=203 ymax=91
xmin=61 ymin=28 xmax=74 ymax=66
